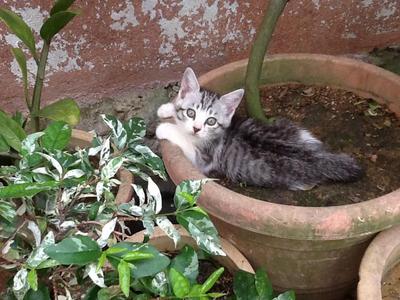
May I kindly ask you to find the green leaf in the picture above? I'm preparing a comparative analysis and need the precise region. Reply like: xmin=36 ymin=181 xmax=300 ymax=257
xmin=0 ymin=8 xmax=37 ymax=60
xmin=272 ymin=291 xmax=296 ymax=300
xmin=50 ymin=0 xmax=76 ymax=15
xmin=200 ymin=267 xmax=224 ymax=294
xmin=37 ymin=98 xmax=80 ymax=126
xmin=0 ymin=110 xmax=26 ymax=152
xmin=27 ymin=269 xmax=38 ymax=291
xmin=118 ymin=260 xmax=131 ymax=298
xmin=233 ymin=271 xmax=259 ymax=300
xmin=171 ymin=245 xmax=198 ymax=284
xmin=11 ymin=47 xmax=29 ymax=106
xmin=169 ymin=268 xmax=190 ymax=298
xmin=41 ymin=121 xmax=71 ymax=151
xmin=89 ymin=201 xmax=101 ymax=220
xmin=107 ymin=243 xmax=170 ymax=279
xmin=97 ymin=252 xmax=107 ymax=271
xmin=40 ymin=11 xmax=78 ymax=42
xmin=122 ymin=251 xmax=154 ymax=261
xmin=44 ymin=235 xmax=101 ymax=265
xmin=36 ymin=259 xmax=60 ymax=269
xmin=13 ymin=111 xmax=25 ymax=127
xmin=255 ymin=269 xmax=273 ymax=299
xmin=0 ymin=135 xmax=10 ymax=152
xmin=0 ymin=181 xmax=59 ymax=198
xmin=24 ymin=283 xmax=51 ymax=300
xmin=174 ymin=179 xmax=210 ymax=210
xmin=177 ymin=208 xmax=225 ymax=256
xmin=0 ymin=200 xmax=16 ymax=223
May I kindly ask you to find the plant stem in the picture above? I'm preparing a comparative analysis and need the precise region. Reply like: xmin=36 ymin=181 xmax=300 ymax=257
xmin=244 ymin=0 xmax=288 ymax=122
xmin=31 ymin=41 xmax=50 ymax=132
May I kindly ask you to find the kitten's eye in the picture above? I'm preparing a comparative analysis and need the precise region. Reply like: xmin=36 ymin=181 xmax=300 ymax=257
xmin=186 ymin=108 xmax=196 ymax=119
xmin=205 ymin=117 xmax=217 ymax=126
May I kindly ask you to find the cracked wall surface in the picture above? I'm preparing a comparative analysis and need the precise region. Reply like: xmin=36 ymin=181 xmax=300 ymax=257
xmin=0 ymin=0 xmax=399 ymax=114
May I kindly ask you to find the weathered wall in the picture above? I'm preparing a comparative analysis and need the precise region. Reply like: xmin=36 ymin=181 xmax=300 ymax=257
xmin=0 ymin=0 xmax=399 ymax=115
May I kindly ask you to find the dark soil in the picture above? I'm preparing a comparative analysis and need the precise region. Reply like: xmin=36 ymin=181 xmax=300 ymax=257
xmin=383 ymin=263 xmax=400 ymax=299
xmin=197 ymin=260 xmax=233 ymax=298
xmin=223 ymin=84 xmax=400 ymax=207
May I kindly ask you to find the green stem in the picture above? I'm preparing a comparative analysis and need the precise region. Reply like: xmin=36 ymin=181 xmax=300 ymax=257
xmin=244 ymin=0 xmax=288 ymax=122
xmin=31 ymin=41 xmax=50 ymax=132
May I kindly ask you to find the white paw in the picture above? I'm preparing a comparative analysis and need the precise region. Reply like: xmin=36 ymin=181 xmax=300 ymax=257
xmin=157 ymin=103 xmax=176 ymax=119
xmin=156 ymin=123 xmax=171 ymax=140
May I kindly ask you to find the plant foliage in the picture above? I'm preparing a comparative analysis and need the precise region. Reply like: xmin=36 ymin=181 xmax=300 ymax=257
xmin=0 ymin=116 xmax=226 ymax=299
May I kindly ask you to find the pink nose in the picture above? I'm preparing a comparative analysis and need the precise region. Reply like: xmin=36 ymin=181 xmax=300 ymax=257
xmin=193 ymin=127 xmax=201 ymax=133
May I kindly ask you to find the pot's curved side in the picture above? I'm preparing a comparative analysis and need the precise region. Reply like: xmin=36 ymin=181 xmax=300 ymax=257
xmin=358 ymin=225 xmax=400 ymax=300
xmin=160 ymin=54 xmax=400 ymax=300
xmin=127 ymin=225 xmax=255 ymax=274
xmin=71 ymin=129 xmax=133 ymax=204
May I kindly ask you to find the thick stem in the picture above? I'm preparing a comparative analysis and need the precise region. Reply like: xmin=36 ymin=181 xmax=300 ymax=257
xmin=244 ymin=0 xmax=288 ymax=122
xmin=31 ymin=41 xmax=50 ymax=132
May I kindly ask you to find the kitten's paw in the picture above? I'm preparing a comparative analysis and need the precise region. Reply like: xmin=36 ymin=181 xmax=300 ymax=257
xmin=156 ymin=123 xmax=172 ymax=140
xmin=157 ymin=103 xmax=175 ymax=119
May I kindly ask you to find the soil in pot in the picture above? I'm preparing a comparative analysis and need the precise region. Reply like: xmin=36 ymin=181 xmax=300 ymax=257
xmin=222 ymin=84 xmax=400 ymax=207
xmin=382 ymin=264 xmax=400 ymax=299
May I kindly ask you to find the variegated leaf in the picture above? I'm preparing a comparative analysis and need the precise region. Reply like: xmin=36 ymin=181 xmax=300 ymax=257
xmin=147 ymin=177 xmax=162 ymax=214
xmin=85 ymin=262 xmax=106 ymax=288
xmin=97 ymin=218 xmax=117 ymax=248
xmin=155 ymin=217 xmax=180 ymax=247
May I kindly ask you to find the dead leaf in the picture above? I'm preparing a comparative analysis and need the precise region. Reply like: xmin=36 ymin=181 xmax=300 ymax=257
xmin=301 ymin=87 xmax=315 ymax=97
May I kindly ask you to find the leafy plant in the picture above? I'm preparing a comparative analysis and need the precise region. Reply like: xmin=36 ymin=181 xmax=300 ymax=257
xmin=233 ymin=269 xmax=295 ymax=300
xmin=100 ymin=244 xmax=227 ymax=299
xmin=0 ymin=0 xmax=81 ymax=145
xmin=0 ymin=115 xmax=225 ymax=299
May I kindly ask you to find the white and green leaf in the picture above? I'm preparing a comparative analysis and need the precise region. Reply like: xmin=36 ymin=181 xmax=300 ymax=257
xmin=97 ymin=218 xmax=117 ymax=248
xmin=155 ymin=216 xmax=180 ymax=247
xmin=85 ymin=262 xmax=106 ymax=288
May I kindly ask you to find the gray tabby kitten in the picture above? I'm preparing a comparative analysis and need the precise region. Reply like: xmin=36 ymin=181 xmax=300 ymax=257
xmin=156 ymin=68 xmax=362 ymax=190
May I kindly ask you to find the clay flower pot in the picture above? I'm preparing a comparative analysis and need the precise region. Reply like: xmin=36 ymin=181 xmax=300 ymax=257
xmin=358 ymin=225 xmax=400 ymax=300
xmin=71 ymin=129 xmax=133 ymax=205
xmin=160 ymin=54 xmax=400 ymax=300
xmin=127 ymin=225 xmax=254 ymax=274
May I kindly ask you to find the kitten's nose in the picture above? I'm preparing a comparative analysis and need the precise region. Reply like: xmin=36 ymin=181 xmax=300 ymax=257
xmin=193 ymin=126 xmax=201 ymax=133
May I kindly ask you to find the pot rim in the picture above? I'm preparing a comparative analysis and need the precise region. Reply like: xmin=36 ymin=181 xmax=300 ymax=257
xmin=160 ymin=53 xmax=400 ymax=241
xmin=358 ymin=225 xmax=400 ymax=300
xmin=127 ymin=225 xmax=255 ymax=274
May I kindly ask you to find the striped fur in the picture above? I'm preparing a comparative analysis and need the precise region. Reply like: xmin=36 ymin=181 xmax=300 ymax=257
xmin=156 ymin=68 xmax=363 ymax=190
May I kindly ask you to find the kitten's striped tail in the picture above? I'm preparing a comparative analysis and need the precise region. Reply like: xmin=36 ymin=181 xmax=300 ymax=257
xmin=316 ymin=152 xmax=363 ymax=182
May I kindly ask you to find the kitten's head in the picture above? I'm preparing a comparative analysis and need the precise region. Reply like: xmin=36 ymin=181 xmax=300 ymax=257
xmin=173 ymin=67 xmax=244 ymax=139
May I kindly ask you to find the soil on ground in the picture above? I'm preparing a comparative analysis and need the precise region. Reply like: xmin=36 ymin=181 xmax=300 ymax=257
xmin=382 ymin=264 xmax=400 ymax=299
xmin=223 ymin=84 xmax=400 ymax=207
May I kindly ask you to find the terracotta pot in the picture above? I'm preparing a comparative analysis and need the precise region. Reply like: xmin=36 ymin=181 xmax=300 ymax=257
xmin=71 ymin=129 xmax=133 ymax=205
xmin=160 ymin=54 xmax=400 ymax=300
xmin=127 ymin=225 xmax=255 ymax=275
xmin=358 ymin=225 xmax=400 ymax=300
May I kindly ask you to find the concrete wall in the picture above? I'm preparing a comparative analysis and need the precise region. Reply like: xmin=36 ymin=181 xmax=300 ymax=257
xmin=0 ymin=0 xmax=399 ymax=114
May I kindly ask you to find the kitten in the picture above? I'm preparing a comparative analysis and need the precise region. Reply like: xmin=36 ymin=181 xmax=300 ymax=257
xmin=156 ymin=68 xmax=363 ymax=191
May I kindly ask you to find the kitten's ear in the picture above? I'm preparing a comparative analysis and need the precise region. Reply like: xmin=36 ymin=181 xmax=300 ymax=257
xmin=179 ymin=67 xmax=200 ymax=98
xmin=220 ymin=89 xmax=244 ymax=118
